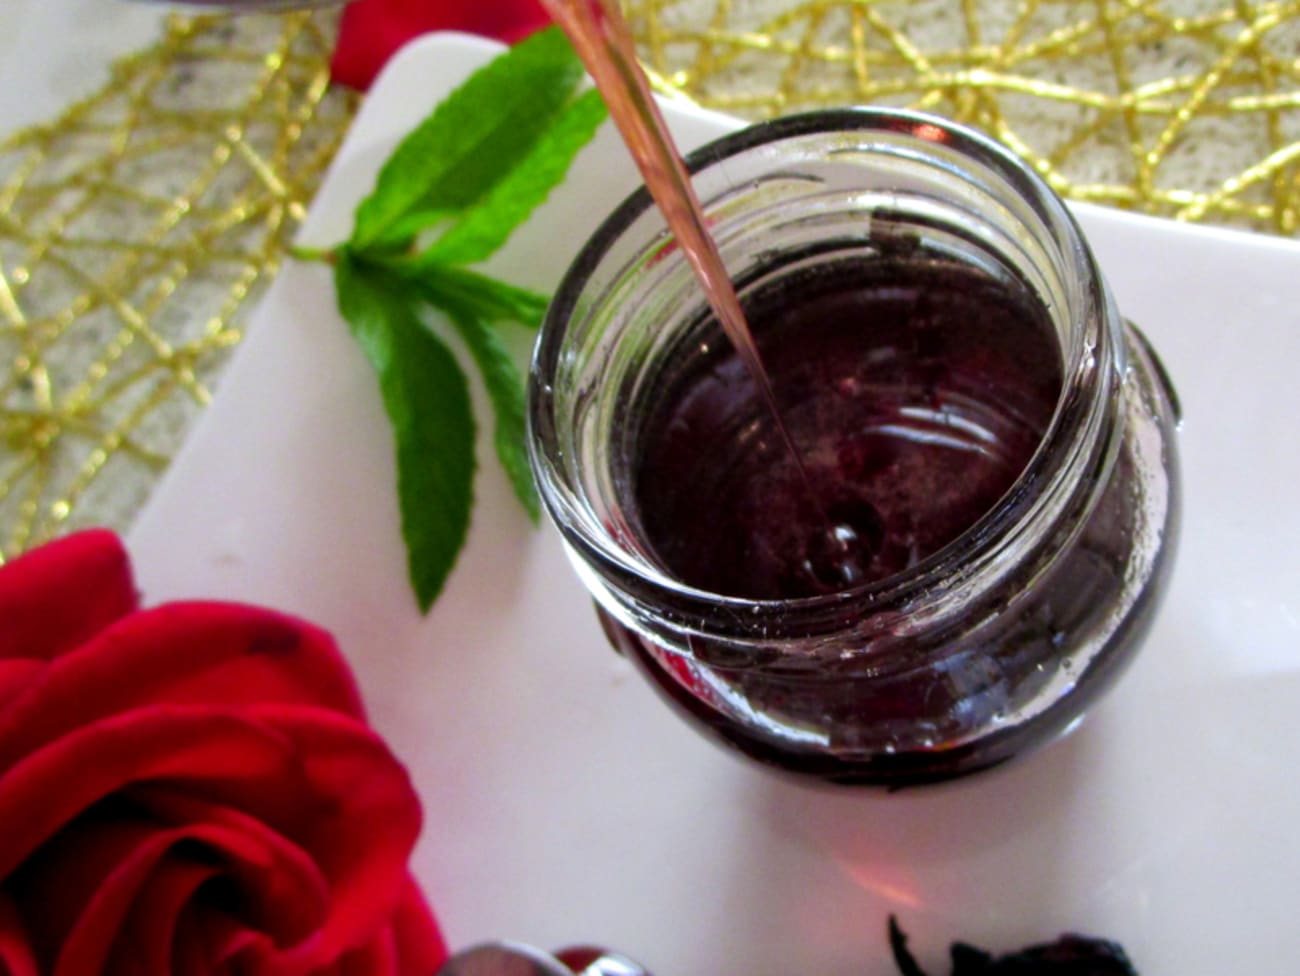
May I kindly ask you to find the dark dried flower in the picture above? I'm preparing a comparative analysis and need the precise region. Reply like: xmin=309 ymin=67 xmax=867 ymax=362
xmin=889 ymin=916 xmax=1139 ymax=975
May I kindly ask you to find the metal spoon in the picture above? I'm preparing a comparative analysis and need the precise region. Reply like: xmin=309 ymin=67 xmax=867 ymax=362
xmin=436 ymin=941 xmax=652 ymax=976
xmin=555 ymin=946 xmax=652 ymax=976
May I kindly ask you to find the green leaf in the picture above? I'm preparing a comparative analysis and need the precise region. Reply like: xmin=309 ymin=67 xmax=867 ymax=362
xmin=394 ymin=262 xmax=549 ymax=329
xmin=365 ymin=207 xmax=456 ymax=253
xmin=301 ymin=31 xmax=610 ymax=614
xmin=421 ymin=88 xmax=609 ymax=266
xmin=352 ymin=27 xmax=585 ymax=249
xmin=334 ymin=253 xmax=476 ymax=612
xmin=441 ymin=303 xmax=540 ymax=522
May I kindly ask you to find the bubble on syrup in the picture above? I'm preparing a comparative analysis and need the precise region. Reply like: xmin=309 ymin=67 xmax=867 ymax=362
xmin=803 ymin=498 xmax=886 ymax=591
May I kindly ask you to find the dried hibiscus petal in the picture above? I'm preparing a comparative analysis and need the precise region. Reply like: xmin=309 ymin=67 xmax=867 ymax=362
xmin=889 ymin=916 xmax=1139 ymax=975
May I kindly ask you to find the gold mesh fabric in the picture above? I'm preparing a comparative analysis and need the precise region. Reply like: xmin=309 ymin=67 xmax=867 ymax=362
xmin=0 ymin=12 xmax=355 ymax=560
xmin=1 ymin=2 xmax=1297 ymax=556
xmin=629 ymin=0 xmax=1300 ymax=230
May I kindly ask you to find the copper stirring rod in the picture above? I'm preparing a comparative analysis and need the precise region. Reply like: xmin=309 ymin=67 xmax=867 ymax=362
xmin=534 ymin=0 xmax=754 ymax=361
xmin=536 ymin=0 xmax=829 ymax=507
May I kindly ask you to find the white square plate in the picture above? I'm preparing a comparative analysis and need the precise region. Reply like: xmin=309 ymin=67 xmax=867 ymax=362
xmin=129 ymin=32 xmax=1300 ymax=974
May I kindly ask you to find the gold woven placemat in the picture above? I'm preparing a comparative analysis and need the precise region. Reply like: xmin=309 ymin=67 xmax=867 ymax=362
xmin=0 ymin=12 xmax=355 ymax=558
xmin=1 ymin=1 xmax=1297 ymax=559
xmin=630 ymin=0 xmax=1300 ymax=227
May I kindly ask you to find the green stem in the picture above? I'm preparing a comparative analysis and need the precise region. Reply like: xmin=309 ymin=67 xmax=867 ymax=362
xmin=287 ymin=244 xmax=337 ymax=264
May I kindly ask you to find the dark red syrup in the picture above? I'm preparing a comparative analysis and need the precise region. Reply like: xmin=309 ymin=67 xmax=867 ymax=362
xmin=597 ymin=251 xmax=1161 ymax=785
xmin=633 ymin=254 xmax=1062 ymax=599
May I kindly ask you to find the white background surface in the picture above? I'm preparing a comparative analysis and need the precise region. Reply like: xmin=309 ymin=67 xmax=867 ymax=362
xmin=123 ymin=32 xmax=1300 ymax=976
xmin=0 ymin=0 xmax=165 ymax=133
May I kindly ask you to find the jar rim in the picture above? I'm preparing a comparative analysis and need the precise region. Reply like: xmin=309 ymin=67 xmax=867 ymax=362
xmin=529 ymin=107 xmax=1119 ymax=636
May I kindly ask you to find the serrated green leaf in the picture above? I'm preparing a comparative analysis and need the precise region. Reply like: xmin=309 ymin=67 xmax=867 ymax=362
xmin=352 ymin=27 xmax=584 ymax=250
xmin=304 ymin=30 xmax=612 ymax=615
xmin=420 ymin=88 xmax=609 ymax=266
xmin=334 ymin=253 xmax=476 ymax=613
xmin=365 ymin=207 xmax=456 ymax=253
xmin=441 ymin=303 xmax=540 ymax=522
xmin=395 ymin=262 xmax=549 ymax=329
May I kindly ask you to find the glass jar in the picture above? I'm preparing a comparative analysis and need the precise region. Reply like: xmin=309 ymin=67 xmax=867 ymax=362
xmin=528 ymin=109 xmax=1180 ymax=786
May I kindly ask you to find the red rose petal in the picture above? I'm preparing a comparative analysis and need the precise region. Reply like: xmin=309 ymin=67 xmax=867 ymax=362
xmin=338 ymin=925 xmax=397 ymax=974
xmin=51 ymin=829 xmax=197 ymax=976
xmin=0 ymin=601 xmax=366 ymax=768
xmin=241 ymin=709 xmax=424 ymax=962
xmin=49 ymin=809 xmax=326 ymax=976
xmin=0 ymin=710 xmax=295 ymax=879
xmin=18 ymin=817 xmax=166 ymax=968
xmin=114 ymin=859 xmax=215 ymax=976
xmin=0 ymin=530 xmax=135 ymax=666
xmin=131 ymin=785 xmax=329 ymax=939
xmin=388 ymin=876 xmax=449 ymax=972
xmin=0 ymin=706 xmax=421 ymax=963
xmin=0 ymin=661 xmax=43 ymax=714
xmin=168 ymin=905 xmax=241 ymax=976
xmin=0 ymin=896 xmax=39 ymax=976
xmin=184 ymin=909 xmax=265 ymax=972
xmin=331 ymin=0 xmax=552 ymax=90
xmin=50 ymin=810 xmax=325 ymax=976
xmin=0 ymin=535 xmax=442 ymax=975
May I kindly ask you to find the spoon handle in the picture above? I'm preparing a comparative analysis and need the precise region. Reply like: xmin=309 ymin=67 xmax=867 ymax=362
xmin=435 ymin=942 xmax=652 ymax=976
xmin=435 ymin=942 xmax=571 ymax=976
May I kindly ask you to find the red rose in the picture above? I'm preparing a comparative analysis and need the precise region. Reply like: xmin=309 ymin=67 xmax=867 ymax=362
xmin=0 ymin=531 xmax=446 ymax=975
xmin=332 ymin=0 xmax=553 ymax=90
